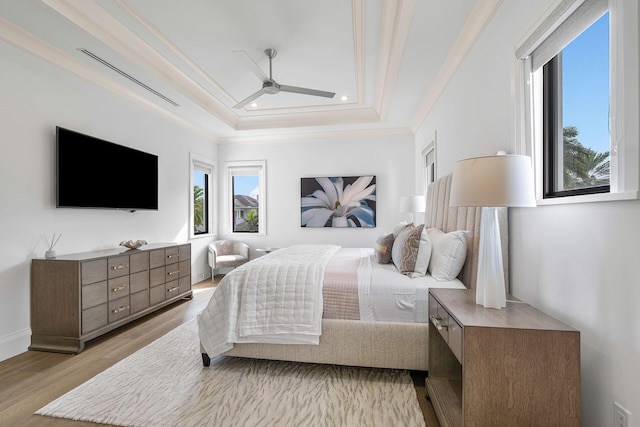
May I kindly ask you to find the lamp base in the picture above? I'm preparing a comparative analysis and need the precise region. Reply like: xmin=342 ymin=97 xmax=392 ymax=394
xmin=476 ymin=207 xmax=506 ymax=309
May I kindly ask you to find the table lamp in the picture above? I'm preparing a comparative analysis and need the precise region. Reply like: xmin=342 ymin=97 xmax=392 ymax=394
xmin=449 ymin=154 xmax=535 ymax=309
xmin=400 ymin=195 xmax=426 ymax=224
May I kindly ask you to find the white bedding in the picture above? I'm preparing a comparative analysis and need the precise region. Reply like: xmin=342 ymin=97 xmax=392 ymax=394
xmin=198 ymin=245 xmax=339 ymax=357
xmin=198 ymin=245 xmax=465 ymax=358
xmin=356 ymin=248 xmax=465 ymax=323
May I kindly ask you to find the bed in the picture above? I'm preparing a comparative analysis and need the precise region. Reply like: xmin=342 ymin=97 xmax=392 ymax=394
xmin=198 ymin=174 xmax=508 ymax=371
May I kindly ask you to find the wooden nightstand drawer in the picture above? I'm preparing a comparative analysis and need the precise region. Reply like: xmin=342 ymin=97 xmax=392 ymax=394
xmin=448 ymin=316 xmax=462 ymax=363
xmin=430 ymin=297 xmax=450 ymax=342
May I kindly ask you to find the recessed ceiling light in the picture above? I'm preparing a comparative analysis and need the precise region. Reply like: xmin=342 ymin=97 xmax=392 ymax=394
xmin=340 ymin=95 xmax=348 ymax=102
xmin=250 ymin=102 xmax=258 ymax=108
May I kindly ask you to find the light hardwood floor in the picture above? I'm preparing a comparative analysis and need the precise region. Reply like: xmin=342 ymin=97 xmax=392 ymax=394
xmin=0 ymin=277 xmax=440 ymax=426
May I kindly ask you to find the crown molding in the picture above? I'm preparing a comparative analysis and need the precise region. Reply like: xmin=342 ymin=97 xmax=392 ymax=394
xmin=218 ymin=126 xmax=414 ymax=144
xmin=410 ymin=0 xmax=504 ymax=132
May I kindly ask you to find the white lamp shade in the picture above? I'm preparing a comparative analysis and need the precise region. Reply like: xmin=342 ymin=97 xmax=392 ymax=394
xmin=399 ymin=195 xmax=426 ymax=213
xmin=449 ymin=155 xmax=536 ymax=207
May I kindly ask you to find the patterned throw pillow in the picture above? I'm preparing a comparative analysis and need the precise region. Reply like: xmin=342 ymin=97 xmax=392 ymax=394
xmin=427 ymin=228 xmax=469 ymax=281
xmin=391 ymin=224 xmax=432 ymax=278
xmin=374 ymin=233 xmax=395 ymax=264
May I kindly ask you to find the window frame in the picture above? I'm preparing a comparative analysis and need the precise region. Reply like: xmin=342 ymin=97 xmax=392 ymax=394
xmin=517 ymin=0 xmax=639 ymax=205
xmin=225 ymin=160 xmax=267 ymax=235
xmin=189 ymin=153 xmax=216 ymax=239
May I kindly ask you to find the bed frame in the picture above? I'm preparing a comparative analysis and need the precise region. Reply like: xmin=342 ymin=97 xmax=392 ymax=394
xmin=201 ymin=174 xmax=508 ymax=370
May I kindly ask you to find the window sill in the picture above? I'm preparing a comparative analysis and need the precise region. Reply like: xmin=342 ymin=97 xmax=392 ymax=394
xmin=189 ymin=233 xmax=216 ymax=240
xmin=536 ymin=190 xmax=639 ymax=206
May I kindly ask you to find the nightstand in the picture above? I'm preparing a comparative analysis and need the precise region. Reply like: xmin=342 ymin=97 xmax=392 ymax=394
xmin=427 ymin=288 xmax=580 ymax=427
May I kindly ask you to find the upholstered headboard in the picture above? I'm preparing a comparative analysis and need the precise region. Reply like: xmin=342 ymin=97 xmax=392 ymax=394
xmin=425 ymin=174 xmax=509 ymax=291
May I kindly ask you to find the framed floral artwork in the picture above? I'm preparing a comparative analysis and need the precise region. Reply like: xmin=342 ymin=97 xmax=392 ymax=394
xmin=300 ymin=175 xmax=376 ymax=228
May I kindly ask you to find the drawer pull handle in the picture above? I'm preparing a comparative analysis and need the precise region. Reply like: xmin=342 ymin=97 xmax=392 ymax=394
xmin=111 ymin=264 xmax=129 ymax=270
xmin=167 ymin=254 xmax=180 ymax=259
xmin=168 ymin=270 xmax=180 ymax=276
xmin=430 ymin=315 xmax=448 ymax=331
xmin=111 ymin=284 xmax=129 ymax=292
xmin=112 ymin=305 xmax=130 ymax=314
xmin=167 ymin=286 xmax=179 ymax=293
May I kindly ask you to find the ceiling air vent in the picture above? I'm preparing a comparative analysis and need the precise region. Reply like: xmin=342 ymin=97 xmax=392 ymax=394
xmin=78 ymin=48 xmax=179 ymax=107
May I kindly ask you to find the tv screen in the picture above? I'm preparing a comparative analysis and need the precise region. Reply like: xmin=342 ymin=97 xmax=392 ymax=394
xmin=56 ymin=127 xmax=158 ymax=211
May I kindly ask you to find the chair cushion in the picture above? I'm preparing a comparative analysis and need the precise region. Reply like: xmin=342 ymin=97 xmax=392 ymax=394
xmin=216 ymin=255 xmax=248 ymax=268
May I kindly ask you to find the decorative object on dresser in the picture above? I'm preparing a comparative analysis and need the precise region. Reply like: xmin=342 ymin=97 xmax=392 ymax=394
xmin=30 ymin=243 xmax=191 ymax=354
xmin=399 ymin=194 xmax=426 ymax=224
xmin=427 ymin=288 xmax=580 ymax=426
xmin=41 ymin=233 xmax=62 ymax=259
xmin=119 ymin=239 xmax=147 ymax=250
xmin=450 ymin=154 xmax=535 ymax=309
xmin=300 ymin=176 xmax=376 ymax=228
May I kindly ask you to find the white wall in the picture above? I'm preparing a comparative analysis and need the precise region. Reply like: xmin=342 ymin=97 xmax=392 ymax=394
xmin=217 ymin=134 xmax=415 ymax=259
xmin=0 ymin=42 xmax=217 ymax=361
xmin=416 ymin=1 xmax=640 ymax=425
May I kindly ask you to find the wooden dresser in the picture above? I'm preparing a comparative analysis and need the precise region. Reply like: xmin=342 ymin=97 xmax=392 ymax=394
xmin=30 ymin=243 xmax=192 ymax=353
xmin=427 ymin=288 xmax=580 ymax=427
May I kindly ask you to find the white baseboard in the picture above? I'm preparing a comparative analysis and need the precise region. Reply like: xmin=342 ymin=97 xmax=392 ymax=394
xmin=0 ymin=328 xmax=30 ymax=362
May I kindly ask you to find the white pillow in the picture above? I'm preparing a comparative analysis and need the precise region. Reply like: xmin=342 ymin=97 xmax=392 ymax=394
xmin=427 ymin=228 xmax=469 ymax=281
xmin=392 ymin=224 xmax=432 ymax=278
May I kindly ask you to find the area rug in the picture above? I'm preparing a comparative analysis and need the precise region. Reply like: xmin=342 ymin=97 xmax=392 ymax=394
xmin=36 ymin=319 xmax=425 ymax=426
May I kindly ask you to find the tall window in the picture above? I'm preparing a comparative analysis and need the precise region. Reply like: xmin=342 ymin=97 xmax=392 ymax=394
xmin=226 ymin=161 xmax=266 ymax=234
xmin=543 ymin=12 xmax=610 ymax=197
xmin=517 ymin=0 xmax=639 ymax=203
xmin=190 ymin=154 xmax=215 ymax=238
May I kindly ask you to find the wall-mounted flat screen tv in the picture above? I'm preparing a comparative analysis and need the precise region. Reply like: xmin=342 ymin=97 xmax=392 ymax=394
xmin=56 ymin=126 xmax=158 ymax=211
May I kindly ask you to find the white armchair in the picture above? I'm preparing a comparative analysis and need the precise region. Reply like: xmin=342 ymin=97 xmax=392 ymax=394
xmin=208 ymin=240 xmax=250 ymax=279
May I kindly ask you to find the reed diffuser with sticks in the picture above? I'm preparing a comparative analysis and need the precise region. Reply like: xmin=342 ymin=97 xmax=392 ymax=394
xmin=42 ymin=233 xmax=62 ymax=259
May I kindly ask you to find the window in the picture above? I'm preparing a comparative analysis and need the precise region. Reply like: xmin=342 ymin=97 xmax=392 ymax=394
xmin=542 ymin=12 xmax=610 ymax=197
xmin=190 ymin=154 xmax=215 ymax=238
xmin=517 ymin=0 xmax=639 ymax=204
xmin=226 ymin=161 xmax=266 ymax=234
xmin=422 ymin=136 xmax=437 ymax=190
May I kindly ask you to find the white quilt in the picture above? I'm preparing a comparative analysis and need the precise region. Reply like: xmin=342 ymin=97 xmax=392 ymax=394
xmin=197 ymin=245 xmax=340 ymax=357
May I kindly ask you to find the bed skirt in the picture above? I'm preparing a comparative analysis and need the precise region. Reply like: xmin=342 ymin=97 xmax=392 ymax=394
xmin=203 ymin=319 xmax=429 ymax=371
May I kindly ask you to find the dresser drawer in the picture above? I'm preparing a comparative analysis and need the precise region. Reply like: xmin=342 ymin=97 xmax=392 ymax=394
xmin=179 ymin=259 xmax=191 ymax=278
xmin=165 ymin=247 xmax=180 ymax=265
xmin=130 ymin=270 xmax=149 ymax=293
xmin=108 ymin=296 xmax=130 ymax=323
xmin=108 ymin=255 xmax=130 ymax=279
xmin=150 ymin=249 xmax=165 ymax=269
xmin=130 ymin=290 xmax=149 ymax=314
xmin=81 ymin=259 xmax=108 ymax=285
xmin=129 ymin=252 xmax=149 ymax=274
xmin=166 ymin=280 xmax=180 ymax=298
xmin=82 ymin=303 xmax=107 ymax=334
xmin=179 ymin=244 xmax=191 ymax=260
xmin=150 ymin=266 xmax=166 ymax=287
xmin=82 ymin=280 xmax=107 ymax=309
xmin=179 ymin=276 xmax=191 ymax=293
xmin=166 ymin=264 xmax=180 ymax=281
xmin=150 ymin=284 xmax=166 ymax=305
xmin=108 ymin=275 xmax=130 ymax=301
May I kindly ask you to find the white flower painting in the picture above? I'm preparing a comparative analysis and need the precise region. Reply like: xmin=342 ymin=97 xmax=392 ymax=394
xmin=301 ymin=176 xmax=376 ymax=228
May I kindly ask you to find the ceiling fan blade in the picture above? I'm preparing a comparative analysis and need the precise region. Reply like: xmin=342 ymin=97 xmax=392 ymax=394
xmin=233 ymin=50 xmax=269 ymax=83
xmin=279 ymin=85 xmax=335 ymax=98
xmin=233 ymin=88 xmax=266 ymax=109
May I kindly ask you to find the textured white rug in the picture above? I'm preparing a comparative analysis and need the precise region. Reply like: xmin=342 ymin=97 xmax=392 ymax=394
xmin=36 ymin=319 xmax=425 ymax=426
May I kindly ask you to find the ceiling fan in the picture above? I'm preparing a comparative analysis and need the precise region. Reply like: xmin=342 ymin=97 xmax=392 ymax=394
xmin=233 ymin=48 xmax=335 ymax=109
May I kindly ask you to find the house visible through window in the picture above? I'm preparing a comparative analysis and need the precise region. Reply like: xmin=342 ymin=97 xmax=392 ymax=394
xmin=226 ymin=160 xmax=266 ymax=235
xmin=542 ymin=12 xmax=610 ymax=198
xmin=233 ymin=174 xmax=259 ymax=233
